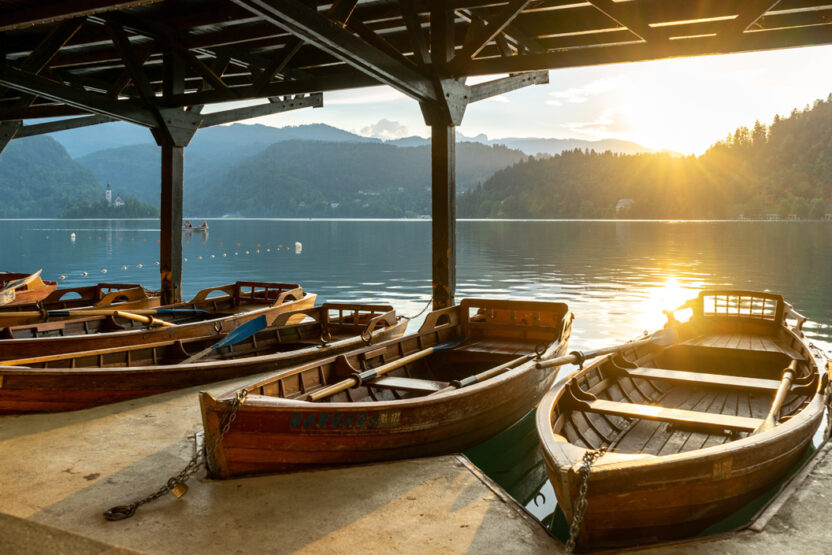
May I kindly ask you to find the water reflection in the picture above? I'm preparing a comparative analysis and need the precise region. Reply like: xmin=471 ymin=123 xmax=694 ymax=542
xmin=0 ymin=218 xmax=829 ymax=541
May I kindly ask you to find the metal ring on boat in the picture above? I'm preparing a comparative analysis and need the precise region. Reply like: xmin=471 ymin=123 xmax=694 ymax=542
xmin=361 ymin=329 xmax=372 ymax=345
xmin=569 ymin=350 xmax=586 ymax=369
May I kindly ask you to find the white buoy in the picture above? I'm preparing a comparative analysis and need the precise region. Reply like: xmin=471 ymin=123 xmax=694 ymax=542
xmin=122 ymin=265 xmax=127 ymax=270
xmin=137 ymin=264 xmax=143 ymax=268
xmin=101 ymin=269 xmax=107 ymax=274
xmin=59 ymin=275 xmax=66 ymax=280
xmin=70 ymin=233 xmax=76 ymax=242
xmin=295 ymin=241 xmax=302 ymax=254
xmin=81 ymin=271 xmax=88 ymax=276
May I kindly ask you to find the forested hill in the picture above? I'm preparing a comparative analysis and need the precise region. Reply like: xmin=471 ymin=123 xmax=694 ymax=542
xmin=0 ymin=136 xmax=100 ymax=217
xmin=188 ymin=141 xmax=527 ymax=217
xmin=460 ymin=95 xmax=832 ymax=219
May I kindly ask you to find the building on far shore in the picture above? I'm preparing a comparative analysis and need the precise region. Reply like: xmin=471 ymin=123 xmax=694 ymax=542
xmin=105 ymin=184 xmax=112 ymax=206
xmin=616 ymin=198 xmax=635 ymax=217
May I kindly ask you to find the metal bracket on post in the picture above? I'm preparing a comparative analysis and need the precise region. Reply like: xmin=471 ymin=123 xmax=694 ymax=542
xmin=419 ymin=78 xmax=469 ymax=127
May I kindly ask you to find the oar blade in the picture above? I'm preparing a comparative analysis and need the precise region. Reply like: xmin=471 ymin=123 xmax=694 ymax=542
xmin=213 ymin=315 xmax=268 ymax=350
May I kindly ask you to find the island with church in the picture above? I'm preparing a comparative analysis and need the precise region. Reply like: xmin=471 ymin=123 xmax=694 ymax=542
xmin=62 ymin=183 xmax=158 ymax=219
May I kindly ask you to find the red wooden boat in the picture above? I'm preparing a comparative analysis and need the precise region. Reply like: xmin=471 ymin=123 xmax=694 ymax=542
xmin=0 ymin=303 xmax=405 ymax=414
xmin=536 ymin=290 xmax=828 ymax=550
xmin=0 ymin=281 xmax=314 ymax=360
xmin=200 ymin=298 xmax=573 ymax=478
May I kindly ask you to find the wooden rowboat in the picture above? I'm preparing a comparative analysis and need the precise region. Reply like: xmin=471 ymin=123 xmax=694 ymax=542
xmin=0 ymin=303 xmax=406 ymax=414
xmin=200 ymin=298 xmax=573 ymax=478
xmin=0 ymin=281 xmax=315 ymax=360
xmin=0 ymin=271 xmax=57 ymax=307
xmin=0 ymin=282 xmax=160 ymax=327
xmin=536 ymin=290 xmax=829 ymax=549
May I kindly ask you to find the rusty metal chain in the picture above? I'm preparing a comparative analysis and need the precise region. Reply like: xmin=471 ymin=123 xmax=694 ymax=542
xmin=401 ymin=297 xmax=433 ymax=320
xmin=565 ymin=447 xmax=606 ymax=553
xmin=103 ymin=389 xmax=248 ymax=521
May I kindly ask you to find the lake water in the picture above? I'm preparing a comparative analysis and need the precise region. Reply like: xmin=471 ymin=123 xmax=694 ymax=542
xmin=2 ymin=218 xmax=831 ymax=538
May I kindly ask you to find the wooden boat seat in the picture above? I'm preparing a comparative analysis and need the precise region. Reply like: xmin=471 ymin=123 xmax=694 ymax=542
xmin=681 ymin=334 xmax=805 ymax=360
xmin=585 ymin=399 xmax=763 ymax=433
xmin=622 ymin=367 xmax=785 ymax=392
xmin=370 ymin=376 xmax=449 ymax=394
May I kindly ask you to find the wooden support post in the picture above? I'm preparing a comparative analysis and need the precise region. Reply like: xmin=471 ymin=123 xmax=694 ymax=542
xmin=159 ymin=141 xmax=184 ymax=304
xmin=430 ymin=120 xmax=456 ymax=309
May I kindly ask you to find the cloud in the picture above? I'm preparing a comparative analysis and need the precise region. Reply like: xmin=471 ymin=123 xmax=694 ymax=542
xmin=560 ymin=109 xmax=631 ymax=137
xmin=359 ymin=119 xmax=410 ymax=139
xmin=327 ymin=88 xmax=407 ymax=105
xmin=549 ymin=76 xmax=628 ymax=104
xmin=483 ymin=94 xmax=510 ymax=103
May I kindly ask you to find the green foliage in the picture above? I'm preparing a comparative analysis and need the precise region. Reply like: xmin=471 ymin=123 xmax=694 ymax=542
xmin=62 ymin=197 xmax=159 ymax=218
xmin=460 ymin=94 xmax=832 ymax=219
xmin=0 ymin=136 xmax=100 ymax=217
xmin=188 ymin=141 xmax=527 ymax=217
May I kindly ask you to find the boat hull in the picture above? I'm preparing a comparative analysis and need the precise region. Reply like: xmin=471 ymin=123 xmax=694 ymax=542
xmin=0 ymin=306 xmax=405 ymax=414
xmin=536 ymin=290 xmax=827 ymax=549
xmin=201 ymin=355 xmax=564 ymax=477
xmin=201 ymin=298 xmax=573 ymax=478
xmin=0 ymin=283 xmax=314 ymax=360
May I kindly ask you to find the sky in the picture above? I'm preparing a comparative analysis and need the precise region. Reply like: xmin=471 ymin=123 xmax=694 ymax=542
xmin=232 ymin=45 xmax=832 ymax=155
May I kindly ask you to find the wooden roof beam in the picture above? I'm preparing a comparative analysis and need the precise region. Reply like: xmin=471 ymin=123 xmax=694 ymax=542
xmin=162 ymin=70 xmax=378 ymax=108
xmin=200 ymin=92 xmax=322 ymax=127
xmin=0 ymin=20 xmax=84 ymax=98
xmin=585 ymin=0 xmax=660 ymax=43
xmin=232 ymin=0 xmax=437 ymax=102
xmin=15 ymin=114 xmax=117 ymax=138
xmin=452 ymin=0 xmax=532 ymax=65
xmin=468 ymin=70 xmax=548 ymax=103
xmin=463 ymin=22 xmax=832 ymax=75
xmin=0 ymin=65 xmax=158 ymax=127
xmin=105 ymin=22 xmax=158 ymax=103
xmin=0 ymin=0 xmax=164 ymax=32
xmin=398 ymin=0 xmax=430 ymax=66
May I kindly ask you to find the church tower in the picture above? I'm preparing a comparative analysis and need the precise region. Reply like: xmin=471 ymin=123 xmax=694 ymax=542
xmin=105 ymin=183 xmax=112 ymax=206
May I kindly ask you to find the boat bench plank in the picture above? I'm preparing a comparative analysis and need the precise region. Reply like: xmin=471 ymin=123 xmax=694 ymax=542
xmin=625 ymin=367 xmax=784 ymax=392
xmin=586 ymin=399 xmax=763 ymax=432
xmin=682 ymin=334 xmax=804 ymax=360
xmin=370 ymin=376 xmax=449 ymax=394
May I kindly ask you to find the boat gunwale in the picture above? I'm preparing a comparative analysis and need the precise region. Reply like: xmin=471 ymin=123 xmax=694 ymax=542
xmin=536 ymin=309 xmax=826 ymax=476
xmin=0 ymin=310 xmax=406 ymax=377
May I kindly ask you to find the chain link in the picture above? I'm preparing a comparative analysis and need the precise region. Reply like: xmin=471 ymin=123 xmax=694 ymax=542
xmin=103 ymin=389 xmax=248 ymax=521
xmin=401 ymin=297 xmax=434 ymax=320
xmin=565 ymin=447 xmax=606 ymax=553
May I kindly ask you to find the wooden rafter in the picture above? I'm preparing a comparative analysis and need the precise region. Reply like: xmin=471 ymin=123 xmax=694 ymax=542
xmin=585 ymin=0 xmax=660 ymax=43
xmin=0 ymin=0 xmax=164 ymax=32
xmin=453 ymin=0 xmax=531 ymax=62
xmin=232 ymin=0 xmax=437 ymax=102
xmin=200 ymin=93 xmax=322 ymax=127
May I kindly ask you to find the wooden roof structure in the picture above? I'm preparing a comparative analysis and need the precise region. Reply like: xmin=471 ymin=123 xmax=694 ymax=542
xmin=1 ymin=0 xmax=831 ymax=305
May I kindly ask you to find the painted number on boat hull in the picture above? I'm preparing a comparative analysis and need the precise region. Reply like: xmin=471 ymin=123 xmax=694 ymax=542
xmin=289 ymin=410 xmax=401 ymax=430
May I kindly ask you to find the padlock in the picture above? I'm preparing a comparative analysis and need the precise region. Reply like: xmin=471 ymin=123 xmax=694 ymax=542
xmin=167 ymin=478 xmax=189 ymax=499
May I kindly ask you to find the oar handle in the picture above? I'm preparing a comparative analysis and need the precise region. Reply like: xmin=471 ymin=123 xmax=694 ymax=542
xmin=114 ymin=311 xmax=175 ymax=327
xmin=309 ymin=347 xmax=435 ymax=401
xmin=755 ymin=359 xmax=798 ymax=433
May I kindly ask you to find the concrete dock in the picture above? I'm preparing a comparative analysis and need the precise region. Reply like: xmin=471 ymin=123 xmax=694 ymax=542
xmin=1 ymin=373 xmax=829 ymax=554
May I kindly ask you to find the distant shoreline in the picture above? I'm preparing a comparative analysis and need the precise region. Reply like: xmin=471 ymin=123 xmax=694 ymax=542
xmin=0 ymin=217 xmax=829 ymax=223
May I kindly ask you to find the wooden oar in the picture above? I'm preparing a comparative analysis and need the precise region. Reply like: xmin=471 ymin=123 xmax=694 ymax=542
xmin=754 ymin=359 xmax=798 ymax=434
xmin=0 ymin=270 xmax=43 ymax=306
xmin=111 ymin=310 xmax=175 ymax=327
xmin=536 ymin=329 xmax=679 ymax=370
xmin=308 ymin=338 xmax=464 ymax=402
xmin=0 ymin=308 xmax=208 ymax=319
xmin=180 ymin=315 xmax=269 ymax=363
xmin=431 ymin=354 xmax=534 ymax=395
